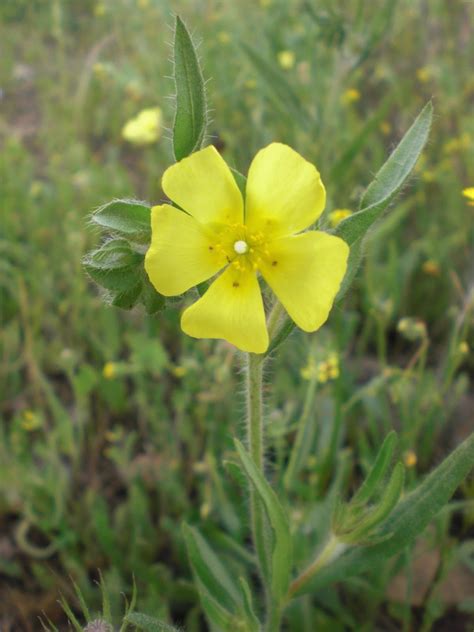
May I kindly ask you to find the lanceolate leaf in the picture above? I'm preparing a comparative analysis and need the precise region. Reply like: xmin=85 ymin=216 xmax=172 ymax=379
xmin=294 ymin=431 xmax=474 ymax=595
xmin=182 ymin=524 xmax=242 ymax=613
xmin=91 ymin=199 xmax=151 ymax=241
xmin=352 ymin=431 xmax=398 ymax=505
xmin=235 ymin=439 xmax=292 ymax=602
xmin=172 ymin=16 xmax=207 ymax=161
xmin=335 ymin=101 xmax=433 ymax=247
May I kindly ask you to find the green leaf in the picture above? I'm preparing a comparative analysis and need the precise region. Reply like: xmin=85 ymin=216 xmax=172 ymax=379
xmin=91 ymin=199 xmax=151 ymax=241
xmin=141 ymin=275 xmax=166 ymax=314
xmin=238 ymin=577 xmax=260 ymax=632
xmin=343 ymin=462 xmax=405 ymax=543
xmin=173 ymin=16 xmax=207 ymax=161
xmin=335 ymin=101 xmax=433 ymax=247
xmin=296 ymin=431 xmax=474 ymax=595
xmin=111 ymin=282 xmax=143 ymax=310
xmin=84 ymin=264 xmax=141 ymax=293
xmin=125 ymin=612 xmax=181 ymax=632
xmin=352 ymin=431 xmax=398 ymax=505
xmin=333 ymin=101 xmax=433 ymax=303
xmin=85 ymin=239 xmax=143 ymax=270
xmin=234 ymin=439 xmax=292 ymax=602
xmin=182 ymin=523 xmax=242 ymax=613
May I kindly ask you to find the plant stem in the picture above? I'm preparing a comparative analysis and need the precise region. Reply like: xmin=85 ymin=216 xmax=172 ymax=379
xmin=287 ymin=534 xmax=344 ymax=599
xmin=245 ymin=352 xmax=271 ymax=582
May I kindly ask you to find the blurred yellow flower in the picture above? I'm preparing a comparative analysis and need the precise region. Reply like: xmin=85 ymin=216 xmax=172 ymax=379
xmin=21 ymin=410 xmax=42 ymax=431
xmin=277 ymin=50 xmax=295 ymax=70
xmin=122 ymin=107 xmax=162 ymax=145
xmin=329 ymin=209 xmax=352 ymax=228
xmin=422 ymin=260 xmax=440 ymax=276
xmin=404 ymin=450 xmax=417 ymax=468
xmin=459 ymin=341 xmax=469 ymax=355
xmin=416 ymin=66 xmax=431 ymax=83
xmin=397 ymin=317 xmax=427 ymax=341
xmin=94 ymin=2 xmax=106 ymax=17
xmin=341 ymin=88 xmax=360 ymax=105
xmin=171 ymin=365 xmax=188 ymax=378
xmin=462 ymin=187 xmax=474 ymax=206
xmin=260 ymin=0 xmax=272 ymax=7
xmin=103 ymin=362 xmax=116 ymax=379
xmin=379 ymin=121 xmax=392 ymax=135
xmin=443 ymin=132 xmax=471 ymax=155
xmin=217 ymin=31 xmax=231 ymax=44
xmin=301 ymin=352 xmax=339 ymax=383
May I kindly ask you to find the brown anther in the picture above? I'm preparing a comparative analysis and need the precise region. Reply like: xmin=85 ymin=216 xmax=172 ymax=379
xmin=233 ymin=282 xmax=240 ymax=287
xmin=272 ymin=260 xmax=278 ymax=266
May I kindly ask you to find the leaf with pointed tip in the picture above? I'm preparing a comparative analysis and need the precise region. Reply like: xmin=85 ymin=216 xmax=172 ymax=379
xmin=91 ymin=199 xmax=151 ymax=241
xmin=173 ymin=16 xmax=207 ymax=160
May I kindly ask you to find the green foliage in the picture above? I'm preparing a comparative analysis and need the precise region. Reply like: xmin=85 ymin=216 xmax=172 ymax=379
xmin=2 ymin=1 xmax=473 ymax=630
xmin=172 ymin=16 xmax=208 ymax=161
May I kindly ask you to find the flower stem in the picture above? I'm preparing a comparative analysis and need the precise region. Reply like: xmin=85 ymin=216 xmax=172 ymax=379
xmin=245 ymin=352 xmax=271 ymax=582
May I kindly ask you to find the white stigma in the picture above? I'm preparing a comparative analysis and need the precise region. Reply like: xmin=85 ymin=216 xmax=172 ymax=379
xmin=234 ymin=240 xmax=248 ymax=254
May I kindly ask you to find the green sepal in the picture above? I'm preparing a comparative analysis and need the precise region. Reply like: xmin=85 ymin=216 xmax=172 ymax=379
xmin=141 ymin=275 xmax=166 ymax=314
xmin=172 ymin=16 xmax=207 ymax=161
xmin=111 ymin=282 xmax=143 ymax=310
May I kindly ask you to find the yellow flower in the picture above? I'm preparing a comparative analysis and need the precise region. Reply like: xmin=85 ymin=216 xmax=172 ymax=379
xmin=217 ymin=31 xmax=231 ymax=44
xmin=171 ymin=365 xmax=188 ymax=378
xmin=121 ymin=107 xmax=162 ymax=145
xmin=459 ymin=341 xmax=469 ymax=355
xmin=463 ymin=187 xmax=474 ymax=207
xmin=416 ymin=66 xmax=431 ymax=83
xmin=103 ymin=362 xmax=116 ymax=379
xmin=277 ymin=51 xmax=295 ymax=70
xmin=404 ymin=450 xmax=417 ymax=468
xmin=21 ymin=410 xmax=42 ymax=431
xmin=145 ymin=144 xmax=349 ymax=353
xmin=341 ymin=88 xmax=360 ymax=105
xmin=422 ymin=260 xmax=440 ymax=276
xmin=328 ymin=209 xmax=352 ymax=228
xmin=379 ymin=121 xmax=391 ymax=136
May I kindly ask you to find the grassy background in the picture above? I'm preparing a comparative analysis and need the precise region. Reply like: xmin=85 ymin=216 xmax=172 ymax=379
xmin=1 ymin=0 xmax=473 ymax=630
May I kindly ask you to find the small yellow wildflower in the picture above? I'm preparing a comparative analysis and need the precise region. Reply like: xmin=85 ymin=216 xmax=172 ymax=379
xmin=326 ymin=352 xmax=340 ymax=379
xmin=422 ymin=170 xmax=436 ymax=183
xmin=145 ymin=144 xmax=349 ymax=353
xmin=397 ymin=317 xmax=427 ymax=341
xmin=416 ymin=67 xmax=431 ymax=83
xmin=122 ymin=107 xmax=162 ymax=146
xmin=341 ymin=88 xmax=360 ymax=105
xmin=94 ymin=2 xmax=106 ymax=17
xmin=300 ymin=360 xmax=316 ymax=380
xmin=404 ymin=450 xmax=417 ymax=468
xmin=329 ymin=209 xmax=352 ymax=228
xmin=171 ymin=365 xmax=188 ymax=378
xmin=29 ymin=180 xmax=44 ymax=199
xmin=379 ymin=121 xmax=391 ymax=136
xmin=217 ymin=31 xmax=231 ymax=44
xmin=462 ymin=187 xmax=474 ymax=207
xmin=21 ymin=410 xmax=41 ymax=431
xmin=103 ymin=362 xmax=116 ymax=379
xmin=459 ymin=341 xmax=469 ymax=355
xmin=422 ymin=260 xmax=440 ymax=276
xmin=277 ymin=51 xmax=295 ymax=70
xmin=443 ymin=133 xmax=471 ymax=155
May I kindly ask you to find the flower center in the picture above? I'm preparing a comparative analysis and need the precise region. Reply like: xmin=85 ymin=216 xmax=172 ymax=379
xmin=233 ymin=240 xmax=249 ymax=254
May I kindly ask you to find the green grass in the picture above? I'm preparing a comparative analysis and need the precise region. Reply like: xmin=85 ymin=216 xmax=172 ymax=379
xmin=1 ymin=0 xmax=473 ymax=630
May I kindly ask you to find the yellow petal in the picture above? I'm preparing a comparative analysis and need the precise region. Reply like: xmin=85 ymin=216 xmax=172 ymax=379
xmin=145 ymin=204 xmax=226 ymax=296
xmin=181 ymin=266 xmax=269 ymax=353
xmin=259 ymin=231 xmax=349 ymax=331
xmin=162 ymin=145 xmax=244 ymax=225
xmin=245 ymin=143 xmax=326 ymax=238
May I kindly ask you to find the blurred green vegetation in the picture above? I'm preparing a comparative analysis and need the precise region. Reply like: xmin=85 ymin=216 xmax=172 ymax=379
xmin=0 ymin=0 xmax=473 ymax=630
